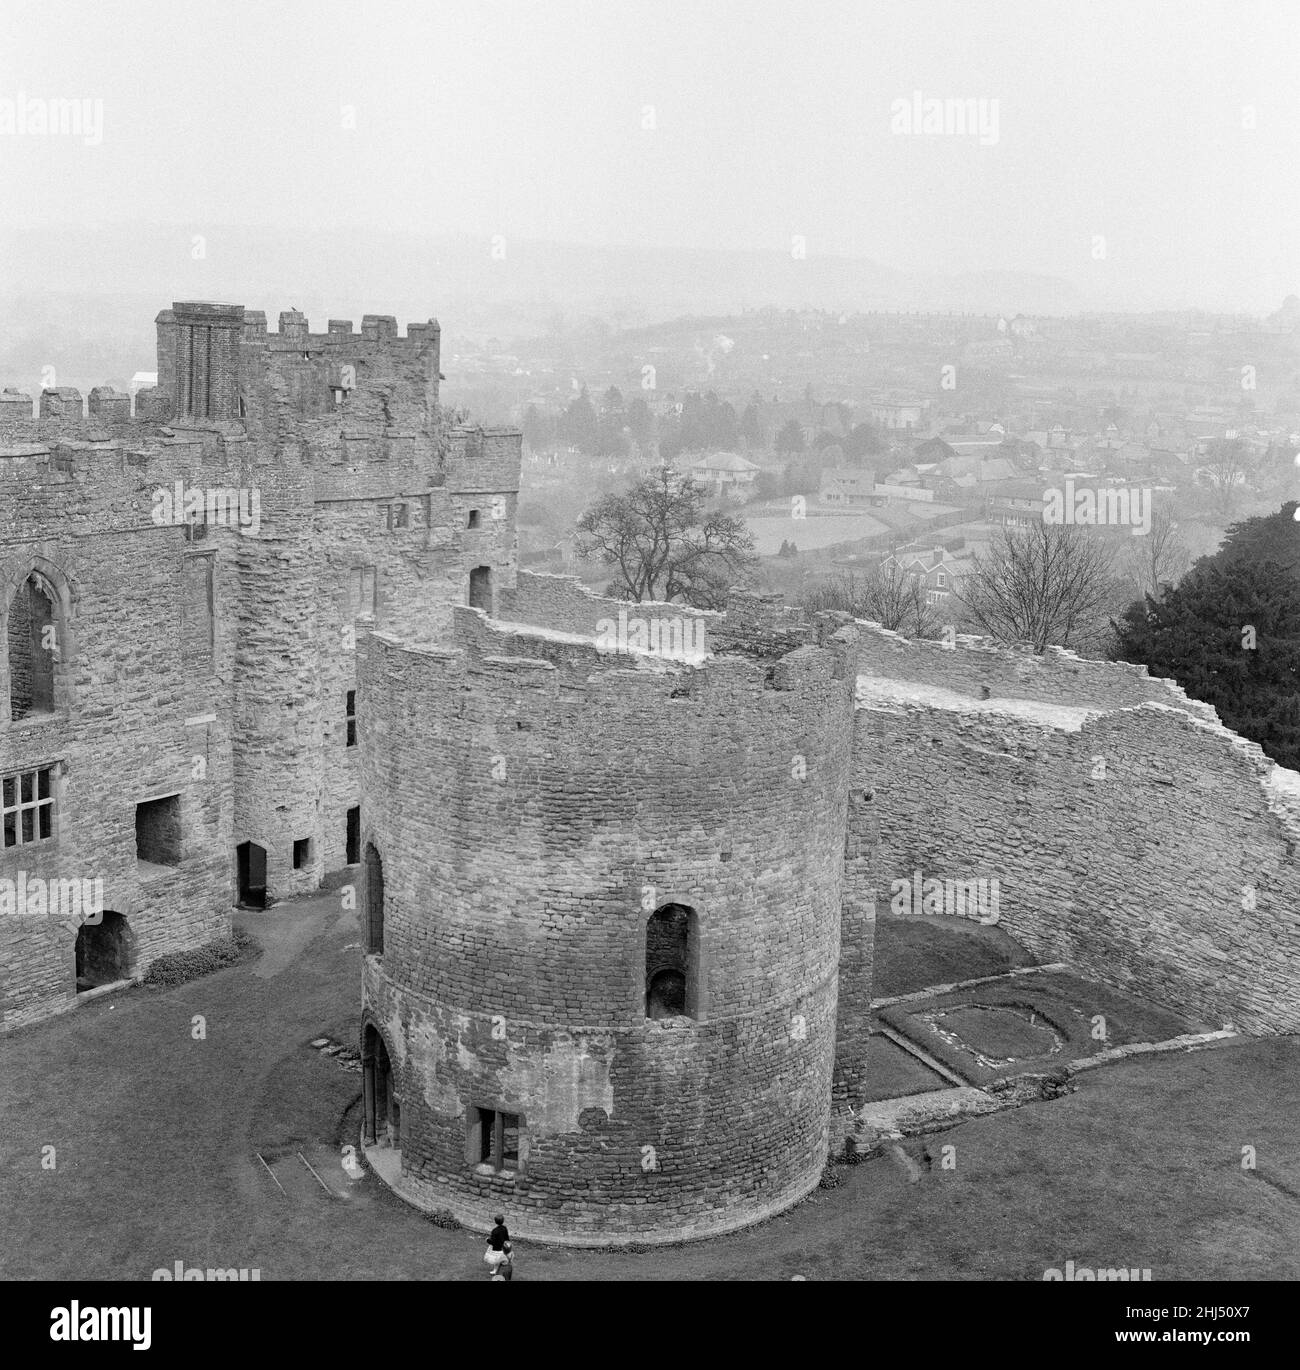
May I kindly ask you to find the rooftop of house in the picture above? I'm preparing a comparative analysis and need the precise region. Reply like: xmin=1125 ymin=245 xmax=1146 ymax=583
xmin=685 ymin=451 xmax=760 ymax=473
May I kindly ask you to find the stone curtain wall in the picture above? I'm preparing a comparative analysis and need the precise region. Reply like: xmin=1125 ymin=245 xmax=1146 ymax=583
xmin=356 ymin=611 xmax=859 ymax=1243
xmin=854 ymin=629 xmax=1300 ymax=1033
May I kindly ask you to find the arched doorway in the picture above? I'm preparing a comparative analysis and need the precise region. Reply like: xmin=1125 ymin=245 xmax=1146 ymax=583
xmin=365 ymin=842 xmax=384 ymax=953
xmin=236 ymin=841 xmax=267 ymax=908
xmin=362 ymin=1024 xmax=400 ymax=1147
xmin=75 ymin=912 xmax=133 ymax=991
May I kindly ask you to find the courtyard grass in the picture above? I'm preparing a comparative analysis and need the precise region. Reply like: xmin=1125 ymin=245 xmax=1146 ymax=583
xmin=873 ymin=913 xmax=1038 ymax=1000
xmin=2 ymin=892 xmax=1298 ymax=1281
xmin=860 ymin=1034 xmax=950 ymax=1101
xmin=878 ymin=969 xmax=1202 ymax=1086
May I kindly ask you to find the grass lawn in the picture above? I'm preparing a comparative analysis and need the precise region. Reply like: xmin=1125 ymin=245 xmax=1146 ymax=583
xmin=2 ymin=893 xmax=1298 ymax=1280
xmin=880 ymin=970 xmax=1201 ymax=1087
xmin=860 ymin=1034 xmax=950 ymax=1102
xmin=873 ymin=913 xmax=1038 ymax=1000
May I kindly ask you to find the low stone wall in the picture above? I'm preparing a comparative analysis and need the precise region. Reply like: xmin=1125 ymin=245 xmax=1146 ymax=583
xmin=497 ymin=569 xmax=717 ymax=642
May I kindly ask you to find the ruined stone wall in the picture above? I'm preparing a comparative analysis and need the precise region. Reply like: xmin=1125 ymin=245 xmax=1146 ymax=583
xmin=357 ymin=607 xmax=859 ymax=1243
xmin=855 ymin=621 xmax=1208 ymax=713
xmin=498 ymin=569 xmax=718 ymax=641
xmin=854 ymin=639 xmax=1300 ymax=1034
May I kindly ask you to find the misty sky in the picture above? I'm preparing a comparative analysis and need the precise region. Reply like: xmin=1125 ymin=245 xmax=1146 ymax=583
xmin=1 ymin=0 xmax=1296 ymax=312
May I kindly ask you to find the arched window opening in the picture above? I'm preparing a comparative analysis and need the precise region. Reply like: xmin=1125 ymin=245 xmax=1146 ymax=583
xmin=645 ymin=902 xmax=700 ymax=1020
xmin=6 ymin=573 xmax=57 ymax=721
xmin=468 ymin=565 xmax=492 ymax=612
xmin=365 ymin=842 xmax=384 ymax=953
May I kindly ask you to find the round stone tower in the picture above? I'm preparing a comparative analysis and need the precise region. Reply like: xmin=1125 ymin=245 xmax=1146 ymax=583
xmin=357 ymin=595 xmax=859 ymax=1245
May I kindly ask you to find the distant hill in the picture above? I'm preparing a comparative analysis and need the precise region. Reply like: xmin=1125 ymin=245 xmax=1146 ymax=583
xmin=0 ymin=224 xmax=1084 ymax=389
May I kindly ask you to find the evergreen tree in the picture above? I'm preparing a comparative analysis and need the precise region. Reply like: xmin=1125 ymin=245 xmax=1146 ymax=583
xmin=627 ymin=395 xmax=654 ymax=450
xmin=842 ymin=421 xmax=886 ymax=462
xmin=740 ymin=392 xmax=766 ymax=448
xmin=1217 ymin=502 xmax=1300 ymax=575
xmin=1113 ymin=506 xmax=1300 ymax=768
xmin=561 ymin=386 xmax=598 ymax=453
xmin=775 ymin=419 xmax=805 ymax=455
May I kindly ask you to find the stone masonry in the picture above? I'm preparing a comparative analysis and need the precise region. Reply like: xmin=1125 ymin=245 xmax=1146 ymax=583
xmin=358 ymin=564 xmax=1300 ymax=1245
xmin=1 ymin=302 xmax=521 ymax=1030
xmin=7 ymin=300 xmax=1300 ymax=1247
xmin=358 ymin=594 xmax=861 ymax=1243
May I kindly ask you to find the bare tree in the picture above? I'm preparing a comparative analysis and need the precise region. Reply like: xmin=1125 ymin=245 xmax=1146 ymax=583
xmin=1122 ymin=505 xmax=1191 ymax=599
xmin=575 ymin=465 xmax=756 ymax=608
xmin=802 ymin=562 xmax=943 ymax=639
xmin=953 ymin=521 xmax=1116 ymax=653
xmin=1199 ymin=437 xmax=1258 ymax=515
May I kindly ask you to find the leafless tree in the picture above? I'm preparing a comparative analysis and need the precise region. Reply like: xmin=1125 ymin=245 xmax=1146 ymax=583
xmin=1121 ymin=505 xmax=1191 ymax=599
xmin=952 ymin=520 xmax=1116 ymax=653
xmin=802 ymin=561 xmax=943 ymax=639
xmin=1199 ymin=437 xmax=1258 ymax=515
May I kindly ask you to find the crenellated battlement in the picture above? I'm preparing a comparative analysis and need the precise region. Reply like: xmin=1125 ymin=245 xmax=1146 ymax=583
xmin=0 ymin=384 xmax=178 ymax=432
xmin=0 ymin=388 xmax=183 ymax=451
xmin=161 ymin=303 xmax=440 ymax=352
xmin=154 ymin=301 xmax=443 ymax=428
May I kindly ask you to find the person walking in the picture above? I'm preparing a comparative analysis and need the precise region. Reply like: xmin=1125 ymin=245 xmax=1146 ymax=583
xmin=484 ymin=1214 xmax=513 ymax=1280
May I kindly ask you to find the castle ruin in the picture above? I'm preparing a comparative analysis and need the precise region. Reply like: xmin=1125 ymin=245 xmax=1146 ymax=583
xmin=5 ymin=302 xmax=1300 ymax=1246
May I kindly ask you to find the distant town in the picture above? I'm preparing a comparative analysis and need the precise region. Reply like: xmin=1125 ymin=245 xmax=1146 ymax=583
xmin=429 ymin=299 xmax=1300 ymax=648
